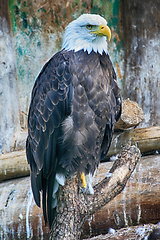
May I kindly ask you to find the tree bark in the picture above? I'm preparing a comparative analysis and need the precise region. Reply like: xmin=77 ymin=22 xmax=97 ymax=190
xmin=49 ymin=145 xmax=140 ymax=239
xmin=85 ymin=224 xmax=160 ymax=240
xmin=82 ymin=153 xmax=160 ymax=238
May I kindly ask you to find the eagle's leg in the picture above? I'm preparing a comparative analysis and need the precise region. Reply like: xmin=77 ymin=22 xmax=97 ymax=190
xmin=80 ymin=172 xmax=94 ymax=195
xmin=80 ymin=172 xmax=87 ymax=188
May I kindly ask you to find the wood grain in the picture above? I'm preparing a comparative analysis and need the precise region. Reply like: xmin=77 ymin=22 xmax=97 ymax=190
xmin=115 ymin=99 xmax=144 ymax=130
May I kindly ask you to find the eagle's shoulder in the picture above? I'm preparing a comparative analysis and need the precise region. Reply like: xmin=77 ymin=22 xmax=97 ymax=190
xmin=30 ymin=50 xmax=72 ymax=98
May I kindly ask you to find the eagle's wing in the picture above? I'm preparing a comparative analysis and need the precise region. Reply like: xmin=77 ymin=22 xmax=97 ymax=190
xmin=99 ymin=53 xmax=122 ymax=160
xmin=26 ymin=50 xmax=72 ymax=226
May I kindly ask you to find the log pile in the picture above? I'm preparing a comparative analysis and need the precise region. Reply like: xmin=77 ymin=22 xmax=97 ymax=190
xmin=0 ymin=99 xmax=160 ymax=239
xmin=0 ymin=154 xmax=160 ymax=239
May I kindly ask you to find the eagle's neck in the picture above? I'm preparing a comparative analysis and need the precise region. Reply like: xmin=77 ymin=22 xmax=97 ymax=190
xmin=62 ymin=33 xmax=108 ymax=55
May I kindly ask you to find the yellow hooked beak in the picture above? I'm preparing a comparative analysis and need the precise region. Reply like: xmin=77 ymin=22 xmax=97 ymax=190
xmin=96 ymin=23 xmax=111 ymax=41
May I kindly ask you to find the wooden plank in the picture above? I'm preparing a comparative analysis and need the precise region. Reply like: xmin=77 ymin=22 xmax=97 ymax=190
xmin=0 ymin=154 xmax=160 ymax=239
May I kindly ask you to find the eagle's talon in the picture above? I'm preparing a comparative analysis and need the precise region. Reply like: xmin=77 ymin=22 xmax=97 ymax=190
xmin=80 ymin=172 xmax=87 ymax=188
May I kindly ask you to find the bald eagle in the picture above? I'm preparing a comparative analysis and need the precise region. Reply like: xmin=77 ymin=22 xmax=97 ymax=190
xmin=26 ymin=14 xmax=121 ymax=227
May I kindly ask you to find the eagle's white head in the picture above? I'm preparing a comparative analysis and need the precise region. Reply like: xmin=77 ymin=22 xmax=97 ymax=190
xmin=62 ymin=14 xmax=111 ymax=55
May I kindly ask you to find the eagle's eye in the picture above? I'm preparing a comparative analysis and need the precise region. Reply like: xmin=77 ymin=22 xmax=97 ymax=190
xmin=86 ymin=24 xmax=93 ymax=30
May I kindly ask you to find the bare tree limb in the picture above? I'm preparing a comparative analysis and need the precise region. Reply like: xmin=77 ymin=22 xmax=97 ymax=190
xmin=49 ymin=145 xmax=141 ymax=239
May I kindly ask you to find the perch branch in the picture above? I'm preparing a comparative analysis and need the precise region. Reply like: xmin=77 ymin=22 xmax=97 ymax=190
xmin=84 ymin=145 xmax=140 ymax=216
xmin=49 ymin=145 xmax=140 ymax=239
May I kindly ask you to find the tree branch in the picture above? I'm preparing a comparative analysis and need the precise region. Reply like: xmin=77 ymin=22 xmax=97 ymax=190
xmin=49 ymin=145 xmax=140 ymax=239
xmin=86 ymin=145 xmax=140 ymax=215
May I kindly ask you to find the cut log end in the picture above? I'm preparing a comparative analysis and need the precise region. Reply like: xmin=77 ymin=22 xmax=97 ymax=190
xmin=115 ymin=99 xmax=144 ymax=130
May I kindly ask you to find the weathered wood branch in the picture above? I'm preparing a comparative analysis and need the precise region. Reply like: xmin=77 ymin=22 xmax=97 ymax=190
xmin=0 ymin=150 xmax=30 ymax=182
xmin=86 ymin=145 xmax=140 ymax=215
xmin=0 ymin=177 xmax=49 ymax=240
xmin=85 ymin=224 xmax=160 ymax=240
xmin=114 ymin=99 xmax=144 ymax=130
xmin=49 ymin=145 xmax=140 ymax=239
xmin=107 ymin=126 xmax=160 ymax=158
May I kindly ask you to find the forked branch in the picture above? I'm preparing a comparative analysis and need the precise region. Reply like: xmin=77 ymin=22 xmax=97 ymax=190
xmin=49 ymin=145 xmax=141 ymax=239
